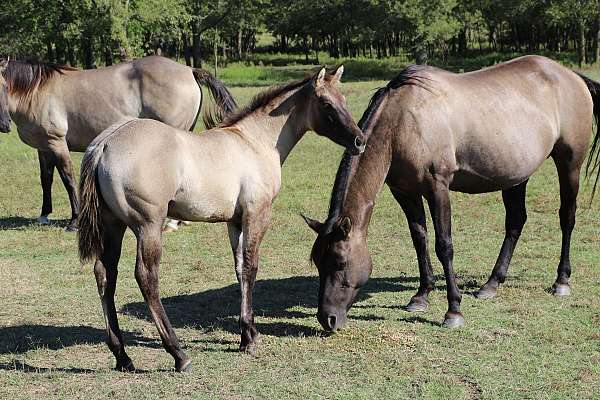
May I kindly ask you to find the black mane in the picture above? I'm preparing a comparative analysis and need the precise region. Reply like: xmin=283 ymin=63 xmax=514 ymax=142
xmin=2 ymin=59 xmax=76 ymax=96
xmin=322 ymin=64 xmax=431 ymax=233
xmin=218 ymin=76 xmax=313 ymax=127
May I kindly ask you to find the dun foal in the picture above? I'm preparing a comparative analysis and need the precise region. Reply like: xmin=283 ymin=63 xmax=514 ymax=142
xmin=78 ymin=67 xmax=365 ymax=372
xmin=305 ymin=56 xmax=600 ymax=331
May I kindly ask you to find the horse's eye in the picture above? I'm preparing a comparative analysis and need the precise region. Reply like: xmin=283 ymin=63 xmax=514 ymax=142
xmin=338 ymin=261 xmax=347 ymax=269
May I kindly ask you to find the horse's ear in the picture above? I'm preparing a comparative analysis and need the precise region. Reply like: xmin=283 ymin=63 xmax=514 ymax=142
xmin=301 ymin=214 xmax=324 ymax=234
xmin=0 ymin=57 xmax=9 ymax=72
xmin=338 ymin=216 xmax=352 ymax=238
xmin=314 ymin=67 xmax=326 ymax=89
xmin=330 ymin=65 xmax=344 ymax=85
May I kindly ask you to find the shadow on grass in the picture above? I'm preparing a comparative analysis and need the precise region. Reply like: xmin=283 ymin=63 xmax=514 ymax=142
xmin=0 ymin=324 xmax=161 ymax=355
xmin=120 ymin=275 xmax=424 ymax=337
xmin=0 ymin=216 xmax=72 ymax=231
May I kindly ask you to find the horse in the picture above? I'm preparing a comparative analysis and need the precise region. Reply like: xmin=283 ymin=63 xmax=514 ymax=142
xmin=1 ymin=56 xmax=236 ymax=231
xmin=77 ymin=66 xmax=366 ymax=372
xmin=0 ymin=58 xmax=11 ymax=132
xmin=304 ymin=55 xmax=600 ymax=331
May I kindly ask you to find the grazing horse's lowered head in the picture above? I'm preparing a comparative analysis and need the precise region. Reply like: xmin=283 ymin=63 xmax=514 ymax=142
xmin=0 ymin=57 xmax=11 ymax=132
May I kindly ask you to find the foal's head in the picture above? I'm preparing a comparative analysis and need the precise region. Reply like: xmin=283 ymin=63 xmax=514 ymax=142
xmin=303 ymin=66 xmax=365 ymax=155
xmin=0 ymin=58 xmax=11 ymax=133
xmin=305 ymin=214 xmax=372 ymax=332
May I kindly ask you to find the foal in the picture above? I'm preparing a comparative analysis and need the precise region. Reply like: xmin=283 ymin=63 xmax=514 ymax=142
xmin=78 ymin=67 xmax=365 ymax=371
xmin=305 ymin=56 xmax=600 ymax=331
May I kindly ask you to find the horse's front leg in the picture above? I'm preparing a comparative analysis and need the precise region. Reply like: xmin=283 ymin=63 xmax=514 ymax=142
xmin=390 ymin=189 xmax=434 ymax=312
xmin=37 ymin=150 xmax=55 ymax=224
xmin=426 ymin=177 xmax=464 ymax=328
xmin=48 ymin=138 xmax=79 ymax=231
xmin=239 ymin=204 xmax=272 ymax=355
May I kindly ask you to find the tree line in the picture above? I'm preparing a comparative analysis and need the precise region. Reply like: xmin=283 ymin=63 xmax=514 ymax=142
xmin=1 ymin=0 xmax=599 ymax=69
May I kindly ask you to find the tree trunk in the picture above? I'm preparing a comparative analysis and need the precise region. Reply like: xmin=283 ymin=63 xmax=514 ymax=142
xmin=578 ymin=16 xmax=586 ymax=67
xmin=192 ymin=21 xmax=202 ymax=68
xmin=182 ymin=32 xmax=192 ymax=66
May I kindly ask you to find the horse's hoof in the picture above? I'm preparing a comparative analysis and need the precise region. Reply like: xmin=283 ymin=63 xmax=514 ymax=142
xmin=442 ymin=313 xmax=465 ymax=329
xmin=162 ymin=225 xmax=178 ymax=233
xmin=474 ymin=285 xmax=497 ymax=300
xmin=116 ymin=359 xmax=135 ymax=372
xmin=65 ymin=224 xmax=78 ymax=232
xmin=403 ymin=297 xmax=429 ymax=312
xmin=552 ymin=283 xmax=571 ymax=297
xmin=181 ymin=221 xmax=192 ymax=226
xmin=176 ymin=359 xmax=193 ymax=373
xmin=240 ymin=342 xmax=258 ymax=357
xmin=37 ymin=215 xmax=50 ymax=225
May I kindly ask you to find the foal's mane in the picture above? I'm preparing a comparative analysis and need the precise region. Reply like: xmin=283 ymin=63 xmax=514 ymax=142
xmin=218 ymin=76 xmax=313 ymax=127
xmin=3 ymin=59 xmax=76 ymax=97
xmin=321 ymin=64 xmax=431 ymax=234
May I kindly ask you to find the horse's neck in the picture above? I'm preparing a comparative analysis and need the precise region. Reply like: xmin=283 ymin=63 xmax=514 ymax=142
xmin=342 ymin=131 xmax=392 ymax=234
xmin=236 ymin=95 xmax=306 ymax=164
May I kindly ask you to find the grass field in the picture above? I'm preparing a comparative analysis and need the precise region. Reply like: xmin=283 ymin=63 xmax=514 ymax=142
xmin=1 ymin=61 xmax=600 ymax=399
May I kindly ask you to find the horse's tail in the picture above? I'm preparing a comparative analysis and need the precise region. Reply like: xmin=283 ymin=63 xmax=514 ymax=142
xmin=78 ymin=120 xmax=131 ymax=263
xmin=192 ymin=68 xmax=237 ymax=129
xmin=576 ymin=72 xmax=600 ymax=198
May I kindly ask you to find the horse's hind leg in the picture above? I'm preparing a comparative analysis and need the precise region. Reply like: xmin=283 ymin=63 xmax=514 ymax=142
xmin=93 ymin=220 xmax=133 ymax=371
xmin=475 ymin=180 xmax=528 ymax=299
xmin=134 ymin=223 xmax=191 ymax=372
xmin=37 ymin=150 xmax=55 ymax=224
xmin=551 ymin=151 xmax=581 ymax=296
xmin=390 ymin=190 xmax=434 ymax=312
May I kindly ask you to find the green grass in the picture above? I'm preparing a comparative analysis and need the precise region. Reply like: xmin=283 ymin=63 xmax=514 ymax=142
xmin=1 ymin=62 xmax=600 ymax=399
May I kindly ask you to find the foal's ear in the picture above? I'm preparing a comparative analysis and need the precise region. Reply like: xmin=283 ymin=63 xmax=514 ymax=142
xmin=330 ymin=65 xmax=344 ymax=85
xmin=337 ymin=216 xmax=352 ymax=238
xmin=301 ymin=214 xmax=324 ymax=234
xmin=314 ymin=67 xmax=326 ymax=89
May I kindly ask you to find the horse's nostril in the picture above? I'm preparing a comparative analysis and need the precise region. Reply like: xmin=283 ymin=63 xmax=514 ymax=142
xmin=354 ymin=136 xmax=364 ymax=148
xmin=328 ymin=315 xmax=337 ymax=330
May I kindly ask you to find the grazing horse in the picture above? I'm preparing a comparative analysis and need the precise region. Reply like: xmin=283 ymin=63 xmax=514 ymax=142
xmin=304 ymin=56 xmax=600 ymax=331
xmin=1 ymin=56 xmax=236 ymax=230
xmin=78 ymin=66 xmax=366 ymax=372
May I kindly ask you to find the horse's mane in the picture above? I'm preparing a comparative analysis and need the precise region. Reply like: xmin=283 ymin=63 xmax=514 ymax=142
xmin=217 ymin=76 xmax=313 ymax=128
xmin=3 ymin=59 xmax=77 ymax=97
xmin=320 ymin=64 xmax=431 ymax=234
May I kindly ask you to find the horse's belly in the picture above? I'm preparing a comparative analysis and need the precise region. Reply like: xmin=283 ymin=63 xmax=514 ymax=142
xmin=450 ymin=169 xmax=530 ymax=193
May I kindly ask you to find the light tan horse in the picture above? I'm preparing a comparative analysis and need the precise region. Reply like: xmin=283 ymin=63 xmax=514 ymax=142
xmin=305 ymin=56 xmax=600 ymax=331
xmin=0 ymin=58 xmax=11 ymax=132
xmin=78 ymin=67 xmax=366 ymax=372
xmin=2 ymin=56 xmax=235 ymax=230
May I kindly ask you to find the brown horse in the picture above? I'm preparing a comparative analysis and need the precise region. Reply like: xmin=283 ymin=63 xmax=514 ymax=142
xmin=0 ymin=58 xmax=11 ymax=132
xmin=78 ymin=67 xmax=366 ymax=372
xmin=304 ymin=56 xmax=600 ymax=331
xmin=2 ymin=56 xmax=235 ymax=230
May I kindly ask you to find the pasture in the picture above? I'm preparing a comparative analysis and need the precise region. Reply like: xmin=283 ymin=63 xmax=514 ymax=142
xmin=1 ymin=67 xmax=600 ymax=399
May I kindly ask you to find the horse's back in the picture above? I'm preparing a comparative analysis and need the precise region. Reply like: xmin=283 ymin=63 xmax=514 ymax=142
xmin=387 ymin=56 xmax=592 ymax=193
xmin=54 ymin=57 xmax=200 ymax=151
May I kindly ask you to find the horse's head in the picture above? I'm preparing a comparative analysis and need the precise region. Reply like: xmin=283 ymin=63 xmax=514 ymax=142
xmin=304 ymin=214 xmax=372 ymax=332
xmin=0 ymin=57 xmax=11 ymax=133
xmin=304 ymin=66 xmax=365 ymax=155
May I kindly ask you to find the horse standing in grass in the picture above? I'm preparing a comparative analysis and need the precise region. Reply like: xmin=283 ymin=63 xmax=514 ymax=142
xmin=1 ymin=56 xmax=235 ymax=230
xmin=78 ymin=66 xmax=366 ymax=372
xmin=304 ymin=56 xmax=600 ymax=331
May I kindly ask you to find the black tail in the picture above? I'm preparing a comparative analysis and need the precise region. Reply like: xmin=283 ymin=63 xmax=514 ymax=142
xmin=192 ymin=68 xmax=237 ymax=129
xmin=576 ymin=72 xmax=600 ymax=198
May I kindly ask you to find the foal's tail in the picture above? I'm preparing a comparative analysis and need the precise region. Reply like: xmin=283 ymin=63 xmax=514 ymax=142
xmin=576 ymin=72 xmax=600 ymax=198
xmin=192 ymin=68 xmax=237 ymax=129
xmin=78 ymin=121 xmax=129 ymax=263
